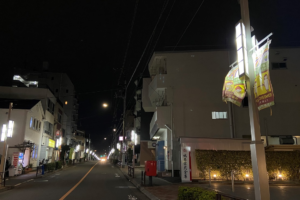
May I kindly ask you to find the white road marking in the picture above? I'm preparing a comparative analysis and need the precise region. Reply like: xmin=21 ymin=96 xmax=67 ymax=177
xmin=15 ymin=183 xmax=21 ymax=186
xmin=115 ymin=173 xmax=120 ymax=177
xmin=128 ymin=195 xmax=137 ymax=200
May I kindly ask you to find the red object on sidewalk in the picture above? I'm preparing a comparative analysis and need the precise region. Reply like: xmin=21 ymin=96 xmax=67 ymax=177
xmin=145 ymin=160 xmax=156 ymax=176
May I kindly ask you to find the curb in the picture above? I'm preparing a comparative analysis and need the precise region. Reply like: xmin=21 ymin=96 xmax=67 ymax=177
xmin=0 ymin=185 xmax=14 ymax=194
xmin=118 ymin=167 xmax=160 ymax=200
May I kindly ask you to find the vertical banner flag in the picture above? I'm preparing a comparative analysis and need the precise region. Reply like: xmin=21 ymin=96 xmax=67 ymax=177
xmin=222 ymin=65 xmax=246 ymax=106
xmin=181 ymin=146 xmax=192 ymax=182
xmin=252 ymin=41 xmax=274 ymax=110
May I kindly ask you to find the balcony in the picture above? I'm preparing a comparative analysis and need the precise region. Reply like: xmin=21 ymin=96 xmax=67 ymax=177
xmin=149 ymin=106 xmax=171 ymax=139
xmin=148 ymin=74 xmax=172 ymax=108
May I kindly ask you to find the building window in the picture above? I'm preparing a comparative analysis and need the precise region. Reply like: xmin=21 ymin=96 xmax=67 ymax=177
xmin=212 ymin=112 xmax=227 ymax=119
xmin=30 ymin=117 xmax=41 ymax=131
xmin=30 ymin=117 xmax=33 ymax=128
xmin=272 ymin=63 xmax=287 ymax=70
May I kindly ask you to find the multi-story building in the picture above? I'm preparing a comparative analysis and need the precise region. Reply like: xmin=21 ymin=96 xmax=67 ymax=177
xmin=133 ymin=79 xmax=155 ymax=166
xmin=142 ymin=47 xmax=300 ymax=178
xmin=75 ymin=130 xmax=86 ymax=161
xmin=0 ymin=99 xmax=44 ymax=168
xmin=0 ymin=86 xmax=59 ymax=164
xmin=12 ymin=65 xmax=79 ymax=146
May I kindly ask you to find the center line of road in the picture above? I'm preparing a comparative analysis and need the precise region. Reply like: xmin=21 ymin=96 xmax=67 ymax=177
xmin=59 ymin=162 xmax=98 ymax=200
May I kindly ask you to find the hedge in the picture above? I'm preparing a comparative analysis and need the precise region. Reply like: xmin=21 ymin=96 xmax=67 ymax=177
xmin=178 ymin=187 xmax=217 ymax=200
xmin=195 ymin=150 xmax=300 ymax=180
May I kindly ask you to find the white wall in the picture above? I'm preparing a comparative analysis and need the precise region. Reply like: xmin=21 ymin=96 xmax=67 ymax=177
xmin=0 ymin=101 xmax=44 ymax=168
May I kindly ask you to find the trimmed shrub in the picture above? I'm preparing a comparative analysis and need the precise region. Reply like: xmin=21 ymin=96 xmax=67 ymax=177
xmin=195 ymin=150 xmax=300 ymax=181
xmin=56 ymin=161 xmax=62 ymax=169
xmin=178 ymin=187 xmax=217 ymax=200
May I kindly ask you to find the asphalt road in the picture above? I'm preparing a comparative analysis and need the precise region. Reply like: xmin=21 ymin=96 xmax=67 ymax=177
xmin=0 ymin=161 xmax=150 ymax=200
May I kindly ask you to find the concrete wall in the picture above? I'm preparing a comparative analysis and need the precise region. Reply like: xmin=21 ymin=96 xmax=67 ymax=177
xmin=139 ymin=141 xmax=156 ymax=166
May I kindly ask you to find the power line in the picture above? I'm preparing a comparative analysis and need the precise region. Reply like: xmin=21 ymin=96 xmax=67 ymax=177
xmin=126 ymin=0 xmax=177 ymax=109
xmin=117 ymin=0 xmax=139 ymax=86
xmin=126 ymin=0 xmax=170 ymax=90
xmin=173 ymin=0 xmax=205 ymax=51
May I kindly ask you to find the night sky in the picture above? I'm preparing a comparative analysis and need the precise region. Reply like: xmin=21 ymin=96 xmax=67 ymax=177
xmin=1 ymin=0 xmax=300 ymax=154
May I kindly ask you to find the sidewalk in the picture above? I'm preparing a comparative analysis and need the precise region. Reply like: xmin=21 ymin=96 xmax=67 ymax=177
xmin=118 ymin=165 xmax=300 ymax=200
xmin=0 ymin=162 xmax=81 ymax=193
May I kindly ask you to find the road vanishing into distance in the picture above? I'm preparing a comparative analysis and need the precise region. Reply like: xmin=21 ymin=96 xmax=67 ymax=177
xmin=0 ymin=161 xmax=149 ymax=200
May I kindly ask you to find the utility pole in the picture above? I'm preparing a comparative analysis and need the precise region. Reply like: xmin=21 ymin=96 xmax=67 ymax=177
xmin=239 ymin=0 xmax=270 ymax=199
xmin=120 ymin=85 xmax=126 ymax=167
xmin=88 ymin=134 xmax=91 ymax=160
xmin=0 ymin=102 xmax=13 ymax=183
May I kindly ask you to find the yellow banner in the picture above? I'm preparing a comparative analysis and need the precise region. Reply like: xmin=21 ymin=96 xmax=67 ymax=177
xmin=252 ymin=41 xmax=274 ymax=110
xmin=222 ymin=65 xmax=246 ymax=106
xmin=48 ymin=139 xmax=55 ymax=148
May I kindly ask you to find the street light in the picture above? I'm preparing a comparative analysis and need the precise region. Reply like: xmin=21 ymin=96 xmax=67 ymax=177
xmin=102 ymin=103 xmax=108 ymax=108
xmin=104 ymin=138 xmax=107 ymax=140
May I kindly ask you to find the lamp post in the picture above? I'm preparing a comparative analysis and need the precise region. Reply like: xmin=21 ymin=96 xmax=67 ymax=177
xmin=0 ymin=102 xmax=13 ymax=183
xmin=237 ymin=1 xmax=270 ymax=199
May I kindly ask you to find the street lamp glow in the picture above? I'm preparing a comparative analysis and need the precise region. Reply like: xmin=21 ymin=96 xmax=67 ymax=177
xmin=86 ymin=148 xmax=89 ymax=153
xmin=104 ymin=138 xmax=107 ymax=140
xmin=113 ymin=128 xmax=116 ymax=132
xmin=102 ymin=103 xmax=108 ymax=108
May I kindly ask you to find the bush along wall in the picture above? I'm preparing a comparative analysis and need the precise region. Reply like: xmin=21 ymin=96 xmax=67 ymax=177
xmin=195 ymin=150 xmax=300 ymax=181
xmin=178 ymin=186 xmax=217 ymax=200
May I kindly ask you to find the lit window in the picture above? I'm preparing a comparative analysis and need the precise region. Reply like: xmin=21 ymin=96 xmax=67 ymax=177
xmin=30 ymin=117 xmax=33 ymax=128
xmin=212 ymin=112 xmax=227 ymax=119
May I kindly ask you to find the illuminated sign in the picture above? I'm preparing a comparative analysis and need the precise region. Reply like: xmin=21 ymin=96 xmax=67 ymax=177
xmin=48 ymin=139 xmax=55 ymax=148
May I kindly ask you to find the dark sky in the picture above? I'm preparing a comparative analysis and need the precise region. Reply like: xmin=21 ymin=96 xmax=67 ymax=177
xmin=1 ymin=0 xmax=300 ymax=154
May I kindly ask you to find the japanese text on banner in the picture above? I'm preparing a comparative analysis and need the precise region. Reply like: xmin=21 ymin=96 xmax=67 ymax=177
xmin=252 ymin=41 xmax=275 ymax=110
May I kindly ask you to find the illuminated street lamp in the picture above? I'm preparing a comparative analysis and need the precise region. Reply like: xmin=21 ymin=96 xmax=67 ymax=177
xmin=102 ymin=103 xmax=108 ymax=108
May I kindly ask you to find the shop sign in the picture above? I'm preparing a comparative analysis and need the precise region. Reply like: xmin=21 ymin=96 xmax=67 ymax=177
xmin=13 ymin=152 xmax=19 ymax=167
xmin=181 ymin=146 xmax=192 ymax=182
xmin=48 ymin=139 xmax=55 ymax=148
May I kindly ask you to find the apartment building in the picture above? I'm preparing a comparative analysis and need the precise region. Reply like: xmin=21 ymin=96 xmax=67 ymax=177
xmin=142 ymin=47 xmax=300 ymax=177
xmin=0 ymin=99 xmax=44 ymax=168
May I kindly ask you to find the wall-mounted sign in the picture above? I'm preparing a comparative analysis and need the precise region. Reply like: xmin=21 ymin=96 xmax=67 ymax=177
xmin=181 ymin=146 xmax=192 ymax=182
xmin=48 ymin=139 xmax=55 ymax=148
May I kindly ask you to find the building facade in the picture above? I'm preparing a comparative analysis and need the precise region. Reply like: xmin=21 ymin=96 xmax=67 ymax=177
xmin=142 ymin=47 xmax=300 ymax=177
